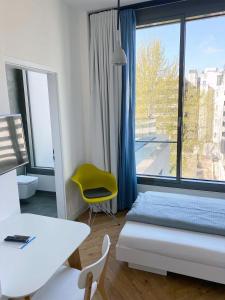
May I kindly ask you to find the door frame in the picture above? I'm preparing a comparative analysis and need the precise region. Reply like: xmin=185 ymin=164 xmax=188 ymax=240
xmin=4 ymin=56 xmax=67 ymax=219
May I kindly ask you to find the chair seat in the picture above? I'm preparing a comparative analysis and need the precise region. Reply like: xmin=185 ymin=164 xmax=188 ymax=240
xmin=31 ymin=266 xmax=97 ymax=300
xmin=84 ymin=187 xmax=112 ymax=199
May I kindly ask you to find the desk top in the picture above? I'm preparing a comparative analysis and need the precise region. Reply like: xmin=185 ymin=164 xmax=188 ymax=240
xmin=0 ymin=213 xmax=90 ymax=298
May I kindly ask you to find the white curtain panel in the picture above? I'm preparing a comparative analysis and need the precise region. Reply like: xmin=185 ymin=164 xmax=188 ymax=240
xmin=89 ymin=10 xmax=122 ymax=213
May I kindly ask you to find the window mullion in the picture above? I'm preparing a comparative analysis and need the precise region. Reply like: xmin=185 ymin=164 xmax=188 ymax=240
xmin=176 ymin=17 xmax=186 ymax=180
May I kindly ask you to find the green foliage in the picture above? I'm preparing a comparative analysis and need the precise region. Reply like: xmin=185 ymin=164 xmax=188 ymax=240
xmin=136 ymin=40 xmax=215 ymax=177
xmin=136 ymin=40 xmax=178 ymax=141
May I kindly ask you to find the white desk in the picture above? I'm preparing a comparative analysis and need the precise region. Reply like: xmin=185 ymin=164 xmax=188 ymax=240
xmin=0 ymin=213 xmax=90 ymax=299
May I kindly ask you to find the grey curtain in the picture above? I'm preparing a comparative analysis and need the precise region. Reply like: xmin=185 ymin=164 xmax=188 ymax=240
xmin=89 ymin=10 xmax=122 ymax=213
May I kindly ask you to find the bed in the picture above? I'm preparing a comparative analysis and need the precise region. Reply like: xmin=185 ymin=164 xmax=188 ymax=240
xmin=116 ymin=191 xmax=225 ymax=284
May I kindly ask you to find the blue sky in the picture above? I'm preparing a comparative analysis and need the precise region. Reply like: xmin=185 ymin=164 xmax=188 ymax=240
xmin=136 ymin=15 xmax=225 ymax=73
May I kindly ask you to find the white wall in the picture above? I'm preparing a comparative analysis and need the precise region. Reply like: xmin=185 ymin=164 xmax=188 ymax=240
xmin=0 ymin=0 xmax=88 ymax=220
xmin=0 ymin=171 xmax=20 ymax=222
xmin=62 ymin=8 xmax=91 ymax=219
xmin=27 ymin=174 xmax=56 ymax=193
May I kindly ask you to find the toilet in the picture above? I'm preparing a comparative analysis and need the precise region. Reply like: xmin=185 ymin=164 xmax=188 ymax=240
xmin=17 ymin=175 xmax=39 ymax=199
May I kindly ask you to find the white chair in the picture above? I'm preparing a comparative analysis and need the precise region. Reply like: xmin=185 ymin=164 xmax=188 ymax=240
xmin=31 ymin=235 xmax=111 ymax=300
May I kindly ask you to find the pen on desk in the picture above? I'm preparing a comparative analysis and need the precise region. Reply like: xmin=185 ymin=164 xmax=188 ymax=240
xmin=20 ymin=236 xmax=36 ymax=249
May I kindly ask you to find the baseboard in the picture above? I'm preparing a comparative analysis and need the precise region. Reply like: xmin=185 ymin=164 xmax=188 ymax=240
xmin=129 ymin=263 xmax=167 ymax=276
xmin=36 ymin=190 xmax=56 ymax=197
xmin=68 ymin=205 xmax=88 ymax=221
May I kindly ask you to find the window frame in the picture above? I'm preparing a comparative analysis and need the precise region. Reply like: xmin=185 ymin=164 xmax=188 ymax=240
xmin=22 ymin=70 xmax=54 ymax=176
xmin=136 ymin=1 xmax=225 ymax=192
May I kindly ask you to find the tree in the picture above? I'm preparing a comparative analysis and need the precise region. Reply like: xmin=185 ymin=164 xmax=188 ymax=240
xmin=136 ymin=40 xmax=178 ymax=141
xmin=136 ymin=40 xmax=179 ymax=174
xmin=136 ymin=40 xmax=215 ymax=178
xmin=183 ymin=82 xmax=200 ymax=152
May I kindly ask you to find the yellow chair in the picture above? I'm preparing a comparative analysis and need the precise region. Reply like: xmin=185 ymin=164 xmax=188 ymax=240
xmin=71 ymin=164 xmax=118 ymax=224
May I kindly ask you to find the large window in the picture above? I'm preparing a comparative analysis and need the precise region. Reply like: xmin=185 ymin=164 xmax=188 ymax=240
xmin=22 ymin=70 xmax=54 ymax=175
xmin=26 ymin=71 xmax=54 ymax=169
xmin=136 ymin=6 xmax=225 ymax=190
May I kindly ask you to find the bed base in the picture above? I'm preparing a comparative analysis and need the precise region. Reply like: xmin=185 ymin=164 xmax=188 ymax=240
xmin=116 ymin=245 xmax=225 ymax=284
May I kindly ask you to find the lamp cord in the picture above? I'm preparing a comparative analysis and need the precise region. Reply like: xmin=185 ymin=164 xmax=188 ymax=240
xmin=117 ymin=0 xmax=120 ymax=30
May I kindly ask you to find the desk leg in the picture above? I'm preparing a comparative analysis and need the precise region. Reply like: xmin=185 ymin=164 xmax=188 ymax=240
xmin=9 ymin=298 xmax=30 ymax=300
xmin=68 ymin=248 xmax=82 ymax=270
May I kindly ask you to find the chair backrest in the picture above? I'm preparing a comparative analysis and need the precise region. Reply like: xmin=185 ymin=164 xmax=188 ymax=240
xmin=78 ymin=235 xmax=111 ymax=289
xmin=71 ymin=164 xmax=101 ymax=188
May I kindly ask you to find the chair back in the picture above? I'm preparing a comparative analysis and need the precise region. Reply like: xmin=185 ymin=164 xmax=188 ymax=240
xmin=71 ymin=164 xmax=102 ymax=189
xmin=78 ymin=235 xmax=111 ymax=289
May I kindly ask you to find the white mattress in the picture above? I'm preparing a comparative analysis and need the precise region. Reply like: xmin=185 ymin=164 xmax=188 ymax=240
xmin=117 ymin=221 xmax=225 ymax=268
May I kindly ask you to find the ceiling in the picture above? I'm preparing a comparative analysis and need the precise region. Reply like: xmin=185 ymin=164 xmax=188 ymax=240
xmin=64 ymin=0 xmax=150 ymax=11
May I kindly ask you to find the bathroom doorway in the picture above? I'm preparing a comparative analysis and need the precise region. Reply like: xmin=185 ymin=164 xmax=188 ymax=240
xmin=5 ymin=63 xmax=65 ymax=218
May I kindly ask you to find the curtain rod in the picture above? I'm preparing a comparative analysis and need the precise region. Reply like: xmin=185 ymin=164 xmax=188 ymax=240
xmin=89 ymin=8 xmax=116 ymax=16
xmin=89 ymin=0 xmax=188 ymax=16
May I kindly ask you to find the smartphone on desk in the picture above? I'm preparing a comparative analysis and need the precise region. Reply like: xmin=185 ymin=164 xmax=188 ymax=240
xmin=4 ymin=235 xmax=30 ymax=243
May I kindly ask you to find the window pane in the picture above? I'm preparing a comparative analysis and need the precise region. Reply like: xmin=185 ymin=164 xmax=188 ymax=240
xmin=136 ymin=22 xmax=180 ymax=176
xmin=182 ymin=15 xmax=225 ymax=181
xmin=136 ymin=141 xmax=177 ymax=176
xmin=27 ymin=71 xmax=54 ymax=169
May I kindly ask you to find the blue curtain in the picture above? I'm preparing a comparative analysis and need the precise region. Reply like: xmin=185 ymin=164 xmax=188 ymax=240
xmin=118 ymin=10 xmax=137 ymax=210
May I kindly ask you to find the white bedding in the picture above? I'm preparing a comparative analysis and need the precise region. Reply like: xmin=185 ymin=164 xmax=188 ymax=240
xmin=127 ymin=191 xmax=225 ymax=236
xmin=117 ymin=221 xmax=225 ymax=268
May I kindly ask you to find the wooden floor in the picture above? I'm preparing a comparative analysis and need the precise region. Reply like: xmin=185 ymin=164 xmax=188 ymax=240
xmin=78 ymin=211 xmax=225 ymax=300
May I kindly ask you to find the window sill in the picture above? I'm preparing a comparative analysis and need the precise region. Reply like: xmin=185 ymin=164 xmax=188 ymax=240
xmin=137 ymin=175 xmax=225 ymax=193
xmin=26 ymin=166 xmax=55 ymax=176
